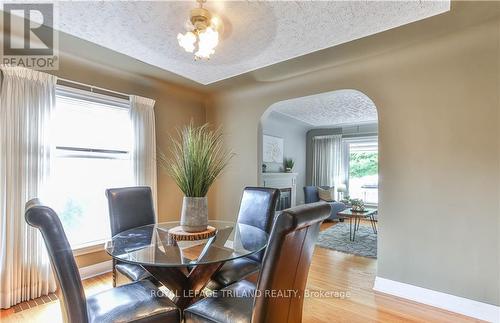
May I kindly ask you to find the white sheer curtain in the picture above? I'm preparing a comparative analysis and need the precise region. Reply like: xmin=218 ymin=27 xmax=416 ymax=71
xmin=0 ymin=66 xmax=57 ymax=308
xmin=129 ymin=95 xmax=158 ymax=213
xmin=312 ymin=134 xmax=347 ymax=189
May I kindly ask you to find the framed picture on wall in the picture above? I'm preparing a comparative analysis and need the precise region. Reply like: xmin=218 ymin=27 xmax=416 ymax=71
xmin=263 ymin=135 xmax=284 ymax=163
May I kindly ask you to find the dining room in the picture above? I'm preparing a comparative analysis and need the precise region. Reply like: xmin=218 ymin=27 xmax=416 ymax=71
xmin=2 ymin=1 xmax=500 ymax=322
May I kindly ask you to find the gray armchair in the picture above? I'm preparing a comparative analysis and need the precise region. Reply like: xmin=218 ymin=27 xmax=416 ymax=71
xmin=303 ymin=186 xmax=346 ymax=221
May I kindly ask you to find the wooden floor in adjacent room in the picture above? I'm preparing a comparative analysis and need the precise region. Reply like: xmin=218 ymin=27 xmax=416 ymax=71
xmin=0 ymin=222 xmax=479 ymax=323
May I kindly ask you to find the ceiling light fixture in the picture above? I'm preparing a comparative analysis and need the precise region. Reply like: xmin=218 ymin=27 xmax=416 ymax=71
xmin=177 ymin=0 xmax=221 ymax=60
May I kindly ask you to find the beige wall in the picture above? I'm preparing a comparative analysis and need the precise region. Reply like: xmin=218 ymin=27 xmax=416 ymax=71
xmin=206 ymin=18 xmax=500 ymax=306
xmin=50 ymin=40 xmax=207 ymax=268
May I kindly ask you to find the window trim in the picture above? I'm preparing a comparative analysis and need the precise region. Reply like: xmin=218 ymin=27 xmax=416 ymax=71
xmin=56 ymin=84 xmax=130 ymax=110
xmin=56 ymin=146 xmax=129 ymax=154
xmin=57 ymin=78 xmax=130 ymax=101
xmin=55 ymin=146 xmax=130 ymax=160
xmin=342 ymin=135 xmax=378 ymax=145
xmin=72 ymin=241 xmax=105 ymax=256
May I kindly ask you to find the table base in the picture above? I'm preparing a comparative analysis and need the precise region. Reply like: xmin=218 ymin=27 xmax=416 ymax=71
xmin=347 ymin=214 xmax=377 ymax=241
xmin=144 ymin=262 xmax=223 ymax=310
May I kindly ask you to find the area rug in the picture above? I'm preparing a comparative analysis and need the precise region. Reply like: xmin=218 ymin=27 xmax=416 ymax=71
xmin=316 ymin=222 xmax=377 ymax=258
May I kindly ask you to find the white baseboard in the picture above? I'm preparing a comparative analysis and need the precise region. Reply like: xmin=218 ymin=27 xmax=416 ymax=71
xmin=79 ymin=260 xmax=113 ymax=280
xmin=373 ymin=277 xmax=500 ymax=322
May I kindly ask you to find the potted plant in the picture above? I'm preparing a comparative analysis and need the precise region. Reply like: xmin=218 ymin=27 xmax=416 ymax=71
xmin=350 ymin=198 xmax=365 ymax=212
xmin=159 ymin=123 xmax=233 ymax=232
xmin=284 ymin=158 xmax=294 ymax=172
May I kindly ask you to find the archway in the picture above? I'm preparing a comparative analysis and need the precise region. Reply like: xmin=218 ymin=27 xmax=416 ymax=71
xmin=258 ymin=89 xmax=380 ymax=255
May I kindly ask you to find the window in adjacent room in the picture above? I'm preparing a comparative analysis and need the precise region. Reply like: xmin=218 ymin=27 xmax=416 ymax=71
xmin=346 ymin=137 xmax=378 ymax=205
xmin=46 ymin=86 xmax=133 ymax=248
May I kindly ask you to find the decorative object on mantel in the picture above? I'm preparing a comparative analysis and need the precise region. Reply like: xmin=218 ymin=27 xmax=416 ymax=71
xmin=263 ymin=135 xmax=284 ymax=163
xmin=167 ymin=225 xmax=217 ymax=241
xmin=158 ymin=122 xmax=233 ymax=232
xmin=284 ymin=158 xmax=294 ymax=172
xmin=262 ymin=163 xmax=267 ymax=173
xmin=350 ymin=198 xmax=365 ymax=212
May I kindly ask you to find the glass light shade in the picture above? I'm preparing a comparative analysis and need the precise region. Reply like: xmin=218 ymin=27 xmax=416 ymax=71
xmin=210 ymin=16 xmax=222 ymax=30
xmin=177 ymin=31 xmax=196 ymax=53
xmin=195 ymin=27 xmax=219 ymax=59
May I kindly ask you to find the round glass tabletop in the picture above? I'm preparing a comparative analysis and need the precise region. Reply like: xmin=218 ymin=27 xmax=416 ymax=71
xmin=105 ymin=220 xmax=268 ymax=268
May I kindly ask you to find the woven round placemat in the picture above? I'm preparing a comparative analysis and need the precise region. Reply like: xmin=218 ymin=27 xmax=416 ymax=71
xmin=167 ymin=225 xmax=216 ymax=241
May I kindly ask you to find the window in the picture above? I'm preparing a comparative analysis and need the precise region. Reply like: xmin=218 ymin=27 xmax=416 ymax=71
xmin=346 ymin=137 xmax=378 ymax=205
xmin=45 ymin=86 xmax=134 ymax=248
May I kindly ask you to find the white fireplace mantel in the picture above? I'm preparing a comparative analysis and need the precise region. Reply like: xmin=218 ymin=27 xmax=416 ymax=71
xmin=260 ymin=172 xmax=298 ymax=207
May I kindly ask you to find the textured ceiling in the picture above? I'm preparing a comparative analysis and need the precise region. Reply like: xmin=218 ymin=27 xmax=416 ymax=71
xmin=271 ymin=89 xmax=378 ymax=127
xmin=54 ymin=1 xmax=449 ymax=85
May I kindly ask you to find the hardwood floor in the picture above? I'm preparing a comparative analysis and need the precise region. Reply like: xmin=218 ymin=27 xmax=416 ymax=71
xmin=0 ymin=221 xmax=479 ymax=322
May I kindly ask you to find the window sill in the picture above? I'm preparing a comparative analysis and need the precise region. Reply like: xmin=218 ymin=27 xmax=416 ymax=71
xmin=72 ymin=240 xmax=106 ymax=257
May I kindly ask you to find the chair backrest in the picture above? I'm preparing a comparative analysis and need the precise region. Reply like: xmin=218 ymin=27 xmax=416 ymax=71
xmin=252 ymin=202 xmax=331 ymax=323
xmin=25 ymin=199 xmax=88 ymax=323
xmin=236 ymin=187 xmax=280 ymax=262
xmin=105 ymin=186 xmax=156 ymax=236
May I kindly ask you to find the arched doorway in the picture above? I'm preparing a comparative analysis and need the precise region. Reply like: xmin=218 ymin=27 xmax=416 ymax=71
xmin=258 ymin=89 xmax=379 ymax=257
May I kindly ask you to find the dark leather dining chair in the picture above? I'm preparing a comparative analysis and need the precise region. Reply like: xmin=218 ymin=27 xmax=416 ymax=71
xmin=24 ymin=199 xmax=180 ymax=323
xmin=184 ymin=202 xmax=331 ymax=323
xmin=207 ymin=187 xmax=280 ymax=290
xmin=105 ymin=186 xmax=155 ymax=286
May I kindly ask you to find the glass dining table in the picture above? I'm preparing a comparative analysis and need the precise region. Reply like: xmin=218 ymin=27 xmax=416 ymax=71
xmin=105 ymin=220 xmax=268 ymax=309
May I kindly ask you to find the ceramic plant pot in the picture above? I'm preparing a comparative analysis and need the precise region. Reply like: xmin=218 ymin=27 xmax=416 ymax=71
xmin=180 ymin=196 xmax=208 ymax=232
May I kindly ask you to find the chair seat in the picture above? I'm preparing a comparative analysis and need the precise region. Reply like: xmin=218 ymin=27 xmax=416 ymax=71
xmin=87 ymin=280 xmax=179 ymax=323
xmin=116 ymin=261 xmax=152 ymax=282
xmin=184 ymin=280 xmax=255 ymax=323
xmin=207 ymin=258 xmax=260 ymax=290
